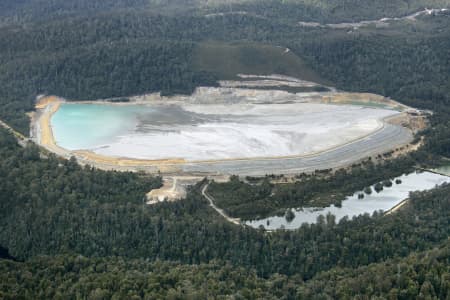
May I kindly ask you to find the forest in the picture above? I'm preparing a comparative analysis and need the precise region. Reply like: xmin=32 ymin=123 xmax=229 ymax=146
xmin=1 ymin=0 xmax=449 ymax=24
xmin=1 ymin=0 xmax=450 ymax=298
xmin=1 ymin=241 xmax=448 ymax=299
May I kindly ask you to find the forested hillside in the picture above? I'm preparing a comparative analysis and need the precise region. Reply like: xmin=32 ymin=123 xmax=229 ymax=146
xmin=1 ymin=0 xmax=449 ymax=24
xmin=1 ymin=0 xmax=450 ymax=298
xmin=1 ymin=241 xmax=448 ymax=299
xmin=0 ymin=245 xmax=15 ymax=261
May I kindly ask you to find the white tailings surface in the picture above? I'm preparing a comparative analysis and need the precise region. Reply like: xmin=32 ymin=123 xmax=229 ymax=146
xmin=85 ymin=102 xmax=395 ymax=161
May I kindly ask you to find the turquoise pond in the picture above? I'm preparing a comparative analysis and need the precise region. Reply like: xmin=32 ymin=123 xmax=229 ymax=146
xmin=51 ymin=103 xmax=146 ymax=150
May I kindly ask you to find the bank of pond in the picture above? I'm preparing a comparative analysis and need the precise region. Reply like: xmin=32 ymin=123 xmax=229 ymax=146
xmin=432 ymin=164 xmax=450 ymax=176
xmin=245 ymin=170 xmax=450 ymax=230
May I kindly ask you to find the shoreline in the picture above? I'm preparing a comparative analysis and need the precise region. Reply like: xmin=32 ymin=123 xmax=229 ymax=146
xmin=33 ymin=94 xmax=416 ymax=175
xmin=384 ymin=198 xmax=409 ymax=215
xmin=37 ymin=97 xmax=70 ymax=159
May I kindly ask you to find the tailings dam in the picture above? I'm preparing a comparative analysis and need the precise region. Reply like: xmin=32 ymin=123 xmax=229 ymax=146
xmin=32 ymin=76 xmax=418 ymax=176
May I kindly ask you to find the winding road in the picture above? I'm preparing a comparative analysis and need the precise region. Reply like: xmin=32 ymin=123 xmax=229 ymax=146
xmin=201 ymin=183 xmax=241 ymax=225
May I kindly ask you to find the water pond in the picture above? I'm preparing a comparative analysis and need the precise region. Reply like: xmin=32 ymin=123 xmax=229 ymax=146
xmin=245 ymin=171 xmax=450 ymax=230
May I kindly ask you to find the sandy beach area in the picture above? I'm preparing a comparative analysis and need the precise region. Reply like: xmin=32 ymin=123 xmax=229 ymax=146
xmin=36 ymin=96 xmax=67 ymax=157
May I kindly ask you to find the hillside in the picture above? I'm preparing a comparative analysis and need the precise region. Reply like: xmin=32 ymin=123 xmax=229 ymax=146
xmin=1 ymin=241 xmax=448 ymax=299
xmin=1 ymin=0 xmax=449 ymax=24
xmin=192 ymin=41 xmax=326 ymax=84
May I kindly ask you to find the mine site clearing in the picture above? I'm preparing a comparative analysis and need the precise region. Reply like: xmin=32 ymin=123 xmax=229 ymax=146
xmin=30 ymin=75 xmax=427 ymax=202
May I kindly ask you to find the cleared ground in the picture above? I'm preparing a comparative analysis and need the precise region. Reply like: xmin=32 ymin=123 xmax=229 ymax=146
xmin=192 ymin=42 xmax=328 ymax=85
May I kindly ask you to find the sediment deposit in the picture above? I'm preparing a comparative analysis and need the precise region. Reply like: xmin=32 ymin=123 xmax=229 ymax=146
xmin=32 ymin=78 xmax=417 ymax=176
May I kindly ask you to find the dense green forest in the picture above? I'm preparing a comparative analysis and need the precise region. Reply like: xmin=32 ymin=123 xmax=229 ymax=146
xmin=0 ymin=245 xmax=16 ymax=261
xmin=1 ymin=0 xmax=450 ymax=298
xmin=1 ymin=240 xmax=448 ymax=299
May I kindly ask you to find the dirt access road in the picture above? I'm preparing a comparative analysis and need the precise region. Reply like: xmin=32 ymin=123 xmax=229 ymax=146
xmin=201 ymin=182 xmax=241 ymax=225
xmin=0 ymin=119 xmax=29 ymax=147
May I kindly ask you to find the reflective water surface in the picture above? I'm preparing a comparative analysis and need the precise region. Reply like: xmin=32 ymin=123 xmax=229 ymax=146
xmin=246 ymin=171 xmax=450 ymax=230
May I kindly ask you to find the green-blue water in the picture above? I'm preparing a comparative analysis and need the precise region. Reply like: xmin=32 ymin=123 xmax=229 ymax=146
xmin=51 ymin=103 xmax=145 ymax=150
